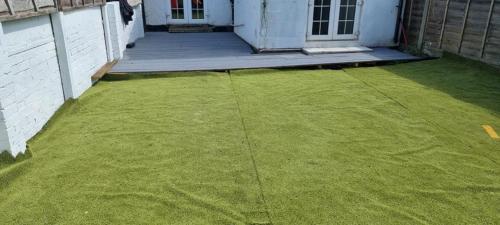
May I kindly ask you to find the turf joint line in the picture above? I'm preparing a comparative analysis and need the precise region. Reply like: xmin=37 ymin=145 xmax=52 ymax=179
xmin=482 ymin=125 xmax=499 ymax=140
xmin=227 ymin=71 xmax=274 ymax=225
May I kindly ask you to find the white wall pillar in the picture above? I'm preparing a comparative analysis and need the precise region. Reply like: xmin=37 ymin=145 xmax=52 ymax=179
xmin=51 ymin=12 xmax=75 ymax=100
xmin=51 ymin=7 xmax=108 ymax=99
xmin=102 ymin=4 xmax=116 ymax=62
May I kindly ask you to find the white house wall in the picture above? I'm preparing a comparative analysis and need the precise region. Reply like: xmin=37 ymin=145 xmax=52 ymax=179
xmin=144 ymin=0 xmax=167 ymax=25
xmin=358 ymin=0 xmax=399 ymax=47
xmin=234 ymin=0 xmax=262 ymax=48
xmin=0 ymin=16 xmax=65 ymax=156
xmin=259 ymin=0 xmax=308 ymax=49
xmin=238 ymin=0 xmax=400 ymax=50
xmin=144 ymin=0 xmax=232 ymax=26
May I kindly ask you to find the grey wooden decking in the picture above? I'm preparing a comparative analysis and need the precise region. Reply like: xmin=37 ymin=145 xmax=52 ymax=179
xmin=110 ymin=32 xmax=420 ymax=73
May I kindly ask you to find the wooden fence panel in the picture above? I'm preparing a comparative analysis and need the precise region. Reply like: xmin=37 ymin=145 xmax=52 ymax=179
xmin=405 ymin=0 xmax=427 ymax=45
xmin=404 ymin=0 xmax=500 ymax=66
xmin=0 ymin=0 xmax=56 ymax=21
xmin=460 ymin=0 xmax=491 ymax=58
xmin=0 ymin=1 xmax=10 ymax=16
xmin=37 ymin=0 xmax=56 ymax=8
xmin=424 ymin=0 xmax=447 ymax=48
xmin=483 ymin=0 xmax=500 ymax=65
xmin=11 ymin=0 xmax=34 ymax=12
xmin=441 ymin=0 xmax=468 ymax=53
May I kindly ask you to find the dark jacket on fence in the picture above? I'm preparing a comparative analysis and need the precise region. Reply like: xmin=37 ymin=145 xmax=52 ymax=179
xmin=109 ymin=0 xmax=134 ymax=25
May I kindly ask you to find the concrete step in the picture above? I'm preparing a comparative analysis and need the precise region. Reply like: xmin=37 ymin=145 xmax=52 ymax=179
xmin=302 ymin=46 xmax=373 ymax=55
xmin=168 ymin=25 xmax=213 ymax=33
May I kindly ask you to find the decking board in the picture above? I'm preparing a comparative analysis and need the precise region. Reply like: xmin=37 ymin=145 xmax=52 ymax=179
xmin=110 ymin=32 xmax=420 ymax=73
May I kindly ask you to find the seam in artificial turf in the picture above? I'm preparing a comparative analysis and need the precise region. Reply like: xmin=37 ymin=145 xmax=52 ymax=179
xmin=227 ymin=70 xmax=274 ymax=225
xmin=345 ymin=69 xmax=409 ymax=110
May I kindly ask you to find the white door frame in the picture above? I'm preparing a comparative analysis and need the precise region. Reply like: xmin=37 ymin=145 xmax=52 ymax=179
xmin=307 ymin=0 xmax=362 ymax=41
xmin=167 ymin=0 xmax=208 ymax=24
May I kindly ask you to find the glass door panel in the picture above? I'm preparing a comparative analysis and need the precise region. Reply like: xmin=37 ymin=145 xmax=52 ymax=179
xmin=168 ymin=0 xmax=207 ymax=24
xmin=191 ymin=0 xmax=205 ymax=20
xmin=307 ymin=0 xmax=361 ymax=41
xmin=171 ymin=0 xmax=185 ymax=20
xmin=307 ymin=0 xmax=334 ymax=40
xmin=333 ymin=0 xmax=360 ymax=39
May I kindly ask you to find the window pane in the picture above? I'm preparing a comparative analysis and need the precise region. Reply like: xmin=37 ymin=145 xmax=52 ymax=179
xmin=337 ymin=21 xmax=346 ymax=34
xmin=323 ymin=0 xmax=331 ymax=5
xmin=193 ymin=0 xmax=203 ymax=9
xmin=347 ymin=6 xmax=356 ymax=20
xmin=171 ymin=0 xmax=184 ymax=19
xmin=320 ymin=22 xmax=329 ymax=35
xmin=191 ymin=0 xmax=205 ymax=19
xmin=341 ymin=0 xmax=347 ymax=5
xmin=314 ymin=7 xmax=322 ymax=20
xmin=192 ymin=9 xmax=204 ymax=19
xmin=339 ymin=6 xmax=347 ymax=20
xmin=345 ymin=21 xmax=354 ymax=34
xmin=321 ymin=6 xmax=330 ymax=20
xmin=312 ymin=22 xmax=320 ymax=35
xmin=314 ymin=0 xmax=322 ymax=5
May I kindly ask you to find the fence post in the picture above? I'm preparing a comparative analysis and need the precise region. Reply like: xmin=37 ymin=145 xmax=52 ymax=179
xmin=480 ymin=0 xmax=495 ymax=58
xmin=438 ymin=0 xmax=450 ymax=49
xmin=458 ymin=0 xmax=471 ymax=53
xmin=5 ymin=0 xmax=15 ymax=15
xmin=51 ymin=12 xmax=75 ymax=100
xmin=417 ymin=0 xmax=431 ymax=51
xmin=406 ymin=0 xmax=414 ymax=39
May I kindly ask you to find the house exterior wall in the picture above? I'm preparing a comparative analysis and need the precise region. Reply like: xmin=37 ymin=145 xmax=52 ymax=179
xmin=0 ymin=16 xmax=65 ymax=156
xmin=359 ymin=0 xmax=400 ymax=47
xmin=234 ymin=0 xmax=262 ymax=48
xmin=144 ymin=0 xmax=232 ymax=26
xmin=235 ymin=0 xmax=400 ymax=50
xmin=259 ymin=0 xmax=309 ymax=49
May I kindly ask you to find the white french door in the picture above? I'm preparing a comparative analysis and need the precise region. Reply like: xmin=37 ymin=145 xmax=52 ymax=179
xmin=168 ymin=0 xmax=208 ymax=24
xmin=307 ymin=0 xmax=361 ymax=41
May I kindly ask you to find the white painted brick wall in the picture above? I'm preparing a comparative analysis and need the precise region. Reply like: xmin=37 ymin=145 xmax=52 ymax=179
xmin=0 ymin=5 xmax=145 ymax=156
xmin=61 ymin=7 xmax=108 ymax=97
xmin=0 ymin=16 xmax=65 ymax=156
xmin=105 ymin=3 xmax=145 ymax=60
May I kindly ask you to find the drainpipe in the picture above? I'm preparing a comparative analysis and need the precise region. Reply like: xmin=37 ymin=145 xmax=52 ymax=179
xmin=395 ymin=0 xmax=407 ymax=45
xmin=230 ymin=0 xmax=234 ymax=26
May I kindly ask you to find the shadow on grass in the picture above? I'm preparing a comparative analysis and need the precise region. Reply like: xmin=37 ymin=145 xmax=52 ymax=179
xmin=0 ymin=150 xmax=32 ymax=170
xmin=102 ymin=71 xmax=227 ymax=81
xmin=383 ymin=53 xmax=500 ymax=115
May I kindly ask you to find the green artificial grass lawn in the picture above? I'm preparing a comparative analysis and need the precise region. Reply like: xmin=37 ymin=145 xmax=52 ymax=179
xmin=1 ymin=55 xmax=499 ymax=224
